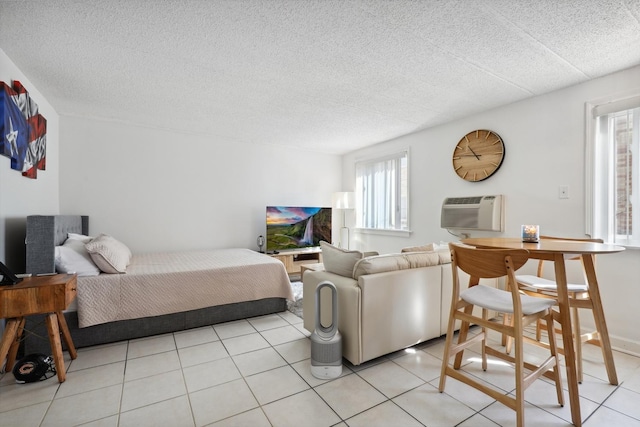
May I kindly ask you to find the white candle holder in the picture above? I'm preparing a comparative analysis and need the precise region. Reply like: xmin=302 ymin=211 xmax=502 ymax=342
xmin=521 ymin=225 xmax=540 ymax=243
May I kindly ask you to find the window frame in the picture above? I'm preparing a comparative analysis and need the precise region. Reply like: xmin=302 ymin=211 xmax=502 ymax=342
xmin=354 ymin=149 xmax=410 ymax=235
xmin=586 ymin=92 xmax=640 ymax=247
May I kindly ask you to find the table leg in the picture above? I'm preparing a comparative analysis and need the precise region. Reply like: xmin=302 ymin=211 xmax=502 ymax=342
xmin=0 ymin=318 xmax=21 ymax=373
xmin=581 ymin=254 xmax=618 ymax=385
xmin=6 ymin=318 xmax=26 ymax=372
xmin=45 ymin=313 xmax=66 ymax=383
xmin=56 ymin=311 xmax=77 ymax=360
xmin=553 ymin=254 xmax=582 ymax=427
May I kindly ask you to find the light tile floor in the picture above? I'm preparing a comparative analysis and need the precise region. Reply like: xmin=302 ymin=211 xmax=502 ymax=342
xmin=1 ymin=311 xmax=640 ymax=426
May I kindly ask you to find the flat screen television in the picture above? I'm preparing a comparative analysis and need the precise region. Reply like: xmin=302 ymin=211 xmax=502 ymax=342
xmin=266 ymin=206 xmax=332 ymax=252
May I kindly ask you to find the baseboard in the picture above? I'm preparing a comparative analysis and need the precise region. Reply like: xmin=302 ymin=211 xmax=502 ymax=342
xmin=608 ymin=333 xmax=640 ymax=357
xmin=578 ymin=323 xmax=640 ymax=357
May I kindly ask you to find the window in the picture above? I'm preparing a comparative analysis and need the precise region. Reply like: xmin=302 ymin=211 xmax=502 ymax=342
xmin=355 ymin=150 xmax=409 ymax=232
xmin=587 ymin=95 xmax=640 ymax=246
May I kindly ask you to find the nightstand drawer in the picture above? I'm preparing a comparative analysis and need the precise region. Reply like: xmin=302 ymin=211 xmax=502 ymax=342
xmin=0 ymin=274 xmax=77 ymax=318
xmin=65 ymin=276 xmax=77 ymax=307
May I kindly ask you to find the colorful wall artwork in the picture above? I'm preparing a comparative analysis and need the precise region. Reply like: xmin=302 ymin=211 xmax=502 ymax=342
xmin=0 ymin=80 xmax=47 ymax=179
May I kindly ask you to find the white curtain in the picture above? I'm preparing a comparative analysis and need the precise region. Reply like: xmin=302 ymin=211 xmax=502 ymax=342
xmin=355 ymin=151 xmax=406 ymax=230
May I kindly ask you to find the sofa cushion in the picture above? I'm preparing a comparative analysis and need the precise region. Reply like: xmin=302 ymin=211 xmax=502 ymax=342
xmin=353 ymin=253 xmax=410 ymax=279
xmin=403 ymin=251 xmax=442 ymax=268
xmin=436 ymin=249 xmax=452 ymax=264
xmin=353 ymin=250 xmax=451 ymax=280
xmin=401 ymin=243 xmax=435 ymax=253
xmin=404 ymin=241 xmax=453 ymax=264
xmin=320 ymin=241 xmax=363 ymax=277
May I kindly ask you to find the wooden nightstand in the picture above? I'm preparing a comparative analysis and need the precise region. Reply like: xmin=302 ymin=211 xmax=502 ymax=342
xmin=0 ymin=274 xmax=78 ymax=382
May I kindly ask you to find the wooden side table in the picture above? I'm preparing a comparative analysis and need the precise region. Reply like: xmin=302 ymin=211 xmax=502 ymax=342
xmin=0 ymin=274 xmax=78 ymax=382
xmin=269 ymin=249 xmax=323 ymax=276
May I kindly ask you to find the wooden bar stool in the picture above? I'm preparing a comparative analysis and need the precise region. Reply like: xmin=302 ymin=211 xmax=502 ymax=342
xmin=440 ymin=243 xmax=564 ymax=427
xmin=515 ymin=235 xmax=605 ymax=383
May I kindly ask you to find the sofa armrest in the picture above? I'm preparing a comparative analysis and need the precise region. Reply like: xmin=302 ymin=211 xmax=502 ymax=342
xmin=303 ymin=270 xmax=362 ymax=365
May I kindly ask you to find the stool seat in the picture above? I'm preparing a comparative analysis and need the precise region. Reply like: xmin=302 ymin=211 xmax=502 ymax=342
xmin=462 ymin=285 xmax=556 ymax=315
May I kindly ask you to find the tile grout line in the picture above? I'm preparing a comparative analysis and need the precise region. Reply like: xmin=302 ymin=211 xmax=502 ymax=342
xmin=4 ymin=311 xmax=640 ymax=426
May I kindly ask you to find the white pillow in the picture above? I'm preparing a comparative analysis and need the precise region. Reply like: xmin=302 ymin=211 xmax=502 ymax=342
xmin=55 ymin=239 xmax=101 ymax=276
xmin=84 ymin=234 xmax=132 ymax=274
xmin=67 ymin=232 xmax=94 ymax=243
xmin=320 ymin=241 xmax=363 ymax=278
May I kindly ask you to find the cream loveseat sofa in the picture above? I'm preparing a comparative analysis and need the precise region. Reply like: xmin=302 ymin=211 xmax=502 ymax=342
xmin=303 ymin=242 xmax=496 ymax=366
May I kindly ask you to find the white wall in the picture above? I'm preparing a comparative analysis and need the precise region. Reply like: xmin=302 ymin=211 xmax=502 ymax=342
xmin=4 ymin=44 xmax=639 ymax=354
xmin=343 ymin=65 xmax=640 ymax=355
xmin=59 ymin=116 xmax=342 ymax=253
xmin=0 ymin=48 xmax=59 ymax=271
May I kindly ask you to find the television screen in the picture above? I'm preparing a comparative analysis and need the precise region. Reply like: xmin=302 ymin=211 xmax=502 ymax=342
xmin=266 ymin=206 xmax=331 ymax=252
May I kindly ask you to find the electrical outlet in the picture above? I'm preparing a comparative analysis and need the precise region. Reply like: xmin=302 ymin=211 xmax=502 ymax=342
xmin=559 ymin=185 xmax=569 ymax=199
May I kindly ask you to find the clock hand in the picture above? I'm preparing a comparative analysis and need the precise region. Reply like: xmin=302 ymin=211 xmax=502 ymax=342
xmin=467 ymin=145 xmax=480 ymax=160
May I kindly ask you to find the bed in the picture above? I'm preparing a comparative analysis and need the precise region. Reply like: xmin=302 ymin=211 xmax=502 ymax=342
xmin=22 ymin=215 xmax=293 ymax=354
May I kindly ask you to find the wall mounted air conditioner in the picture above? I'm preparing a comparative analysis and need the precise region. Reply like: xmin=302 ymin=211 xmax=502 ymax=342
xmin=440 ymin=195 xmax=504 ymax=231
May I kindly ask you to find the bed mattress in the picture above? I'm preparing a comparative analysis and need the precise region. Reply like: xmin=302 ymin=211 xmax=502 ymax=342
xmin=75 ymin=248 xmax=293 ymax=327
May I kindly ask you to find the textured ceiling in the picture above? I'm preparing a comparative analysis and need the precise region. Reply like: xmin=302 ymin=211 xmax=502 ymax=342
xmin=1 ymin=0 xmax=639 ymax=155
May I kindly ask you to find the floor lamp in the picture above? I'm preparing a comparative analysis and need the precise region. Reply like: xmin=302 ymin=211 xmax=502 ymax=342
xmin=332 ymin=192 xmax=354 ymax=249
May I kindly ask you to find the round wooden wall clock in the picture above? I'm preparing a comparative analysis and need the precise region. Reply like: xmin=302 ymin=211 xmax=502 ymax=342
xmin=452 ymin=129 xmax=505 ymax=182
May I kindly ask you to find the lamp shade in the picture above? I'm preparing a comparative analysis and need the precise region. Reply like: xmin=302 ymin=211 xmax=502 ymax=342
xmin=332 ymin=192 xmax=355 ymax=209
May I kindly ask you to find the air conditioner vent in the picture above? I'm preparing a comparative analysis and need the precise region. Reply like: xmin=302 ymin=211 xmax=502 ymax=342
xmin=444 ymin=196 xmax=484 ymax=205
xmin=440 ymin=195 xmax=503 ymax=231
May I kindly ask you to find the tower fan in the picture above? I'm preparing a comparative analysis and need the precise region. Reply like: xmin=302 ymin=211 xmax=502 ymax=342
xmin=310 ymin=281 xmax=342 ymax=379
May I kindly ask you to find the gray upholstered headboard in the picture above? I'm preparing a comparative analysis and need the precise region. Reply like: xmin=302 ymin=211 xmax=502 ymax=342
xmin=25 ymin=215 xmax=89 ymax=274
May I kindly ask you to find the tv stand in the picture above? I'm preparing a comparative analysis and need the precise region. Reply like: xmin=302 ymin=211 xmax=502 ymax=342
xmin=269 ymin=248 xmax=322 ymax=275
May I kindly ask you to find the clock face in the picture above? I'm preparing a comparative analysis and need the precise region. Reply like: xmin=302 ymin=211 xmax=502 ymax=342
xmin=452 ymin=130 xmax=505 ymax=182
